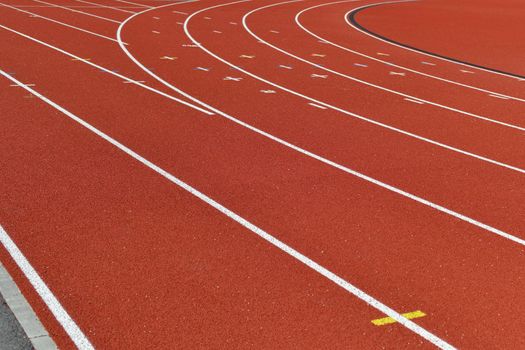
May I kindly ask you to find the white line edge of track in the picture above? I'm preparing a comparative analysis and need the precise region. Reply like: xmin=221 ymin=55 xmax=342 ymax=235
xmin=0 ymin=223 xmax=93 ymax=350
xmin=242 ymin=0 xmax=525 ymax=133
xmin=0 ymin=2 xmax=125 ymax=43
xmin=191 ymin=1 xmax=525 ymax=175
xmin=0 ymin=24 xmax=214 ymax=115
xmin=116 ymin=3 xmax=525 ymax=246
xmin=295 ymin=0 xmax=525 ymax=103
xmin=0 ymin=259 xmax=58 ymax=350
xmin=345 ymin=0 xmax=525 ymax=81
xmin=0 ymin=69 xmax=456 ymax=350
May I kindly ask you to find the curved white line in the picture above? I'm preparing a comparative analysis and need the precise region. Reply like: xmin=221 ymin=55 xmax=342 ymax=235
xmin=1 ymin=65 xmax=457 ymax=350
xmin=345 ymin=0 xmax=525 ymax=81
xmin=117 ymin=0 xmax=525 ymax=251
xmin=243 ymin=0 xmax=525 ymax=133
xmin=295 ymin=0 xmax=525 ymax=103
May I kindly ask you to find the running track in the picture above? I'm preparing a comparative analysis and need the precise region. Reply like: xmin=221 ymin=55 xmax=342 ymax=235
xmin=1 ymin=0 xmax=524 ymax=348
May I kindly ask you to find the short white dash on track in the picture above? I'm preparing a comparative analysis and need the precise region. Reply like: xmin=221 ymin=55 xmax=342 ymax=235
xmin=389 ymin=71 xmax=406 ymax=76
xmin=310 ymin=73 xmax=327 ymax=78
xmin=460 ymin=69 xmax=475 ymax=74
xmin=123 ymin=80 xmax=145 ymax=83
xmin=270 ymin=30 xmax=279 ymax=33
xmin=172 ymin=10 xmax=187 ymax=14
xmin=223 ymin=76 xmax=242 ymax=81
xmin=421 ymin=61 xmax=436 ymax=66
xmin=308 ymin=102 xmax=327 ymax=109
xmin=353 ymin=63 xmax=368 ymax=67
xmin=376 ymin=52 xmax=390 ymax=56
xmin=213 ymin=30 xmax=222 ymax=33
xmin=152 ymin=30 xmax=160 ymax=33
xmin=260 ymin=89 xmax=276 ymax=94
xmin=10 ymin=83 xmax=35 ymax=87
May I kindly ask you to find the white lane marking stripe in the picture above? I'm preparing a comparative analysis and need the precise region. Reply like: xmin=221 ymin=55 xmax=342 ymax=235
xmin=0 ymin=2 xmax=125 ymax=43
xmin=113 ymin=0 xmax=153 ymax=8
xmin=489 ymin=94 xmax=510 ymax=100
xmin=119 ymin=3 xmax=525 ymax=252
xmin=295 ymin=0 xmax=525 ymax=102
xmin=0 ymin=24 xmax=213 ymax=115
xmin=404 ymin=97 xmax=424 ymax=104
xmin=74 ymin=0 xmax=136 ymax=13
xmin=0 ymin=69 xmax=455 ymax=350
xmin=345 ymin=0 xmax=522 ymax=80
xmin=0 ymin=223 xmax=94 ymax=349
xmin=31 ymin=0 xmax=122 ymax=23
xmin=245 ymin=0 xmax=525 ymax=133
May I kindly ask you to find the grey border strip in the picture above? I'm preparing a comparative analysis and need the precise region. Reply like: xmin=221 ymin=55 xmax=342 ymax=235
xmin=0 ymin=261 xmax=57 ymax=350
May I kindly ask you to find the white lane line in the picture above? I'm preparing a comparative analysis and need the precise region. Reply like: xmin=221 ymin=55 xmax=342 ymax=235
xmin=74 ymin=0 xmax=136 ymax=13
xmin=295 ymin=0 xmax=525 ymax=103
xmin=0 ymin=70 xmax=455 ymax=350
xmin=345 ymin=0 xmax=524 ymax=81
xmin=404 ymin=97 xmax=424 ymax=104
xmin=31 ymin=0 xmax=122 ymax=23
xmin=0 ymin=2 xmax=126 ymax=43
xmin=0 ymin=24 xmax=213 ymax=115
xmin=118 ymin=2 xmax=525 ymax=253
xmin=245 ymin=0 xmax=525 ymax=133
xmin=489 ymin=94 xmax=510 ymax=100
xmin=113 ymin=0 xmax=153 ymax=8
xmin=0 ymin=223 xmax=93 ymax=349
xmin=0 ymin=260 xmax=58 ymax=350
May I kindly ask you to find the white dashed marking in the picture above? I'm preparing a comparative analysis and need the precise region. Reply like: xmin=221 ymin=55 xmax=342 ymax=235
xmin=308 ymin=102 xmax=327 ymax=109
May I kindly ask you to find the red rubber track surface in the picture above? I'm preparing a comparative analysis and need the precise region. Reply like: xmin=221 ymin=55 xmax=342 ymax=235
xmin=355 ymin=0 xmax=525 ymax=76
xmin=1 ymin=0 xmax=524 ymax=349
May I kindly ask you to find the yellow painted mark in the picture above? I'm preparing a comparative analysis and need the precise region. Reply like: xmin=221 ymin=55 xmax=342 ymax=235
xmin=371 ymin=310 xmax=426 ymax=326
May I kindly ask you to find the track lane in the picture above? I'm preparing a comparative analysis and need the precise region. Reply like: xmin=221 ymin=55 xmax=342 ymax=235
xmin=335 ymin=1 xmax=525 ymax=96
xmin=294 ymin=0 xmax=525 ymax=103
xmin=353 ymin=0 xmax=525 ymax=78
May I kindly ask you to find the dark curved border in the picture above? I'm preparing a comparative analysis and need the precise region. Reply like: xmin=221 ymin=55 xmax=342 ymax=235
xmin=347 ymin=3 xmax=525 ymax=80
